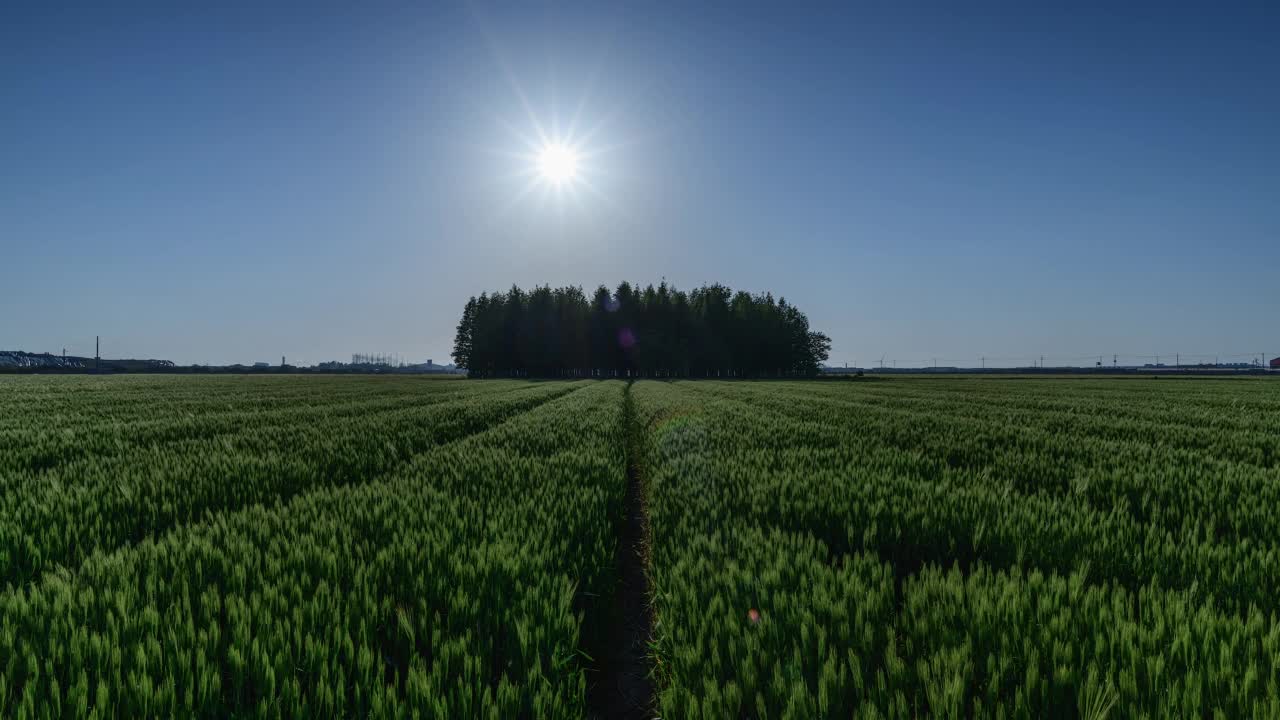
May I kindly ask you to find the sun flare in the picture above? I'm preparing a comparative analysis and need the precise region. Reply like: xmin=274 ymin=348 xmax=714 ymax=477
xmin=486 ymin=71 xmax=625 ymax=217
xmin=537 ymin=143 xmax=579 ymax=185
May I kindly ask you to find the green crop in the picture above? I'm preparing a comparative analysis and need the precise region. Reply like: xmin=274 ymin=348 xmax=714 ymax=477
xmin=0 ymin=377 xmax=583 ymax=585
xmin=633 ymin=378 xmax=1280 ymax=718
xmin=1 ymin=377 xmax=625 ymax=718
xmin=3 ymin=374 xmax=1278 ymax=717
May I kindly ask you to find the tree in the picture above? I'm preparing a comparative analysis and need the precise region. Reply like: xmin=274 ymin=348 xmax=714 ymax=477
xmin=452 ymin=282 xmax=831 ymax=378
xmin=451 ymin=297 xmax=475 ymax=370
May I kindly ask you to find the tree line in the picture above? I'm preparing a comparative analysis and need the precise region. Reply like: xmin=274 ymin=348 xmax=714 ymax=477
xmin=452 ymin=282 xmax=831 ymax=378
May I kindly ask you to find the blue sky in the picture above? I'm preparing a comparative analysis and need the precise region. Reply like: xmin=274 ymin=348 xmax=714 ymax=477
xmin=3 ymin=1 xmax=1277 ymax=367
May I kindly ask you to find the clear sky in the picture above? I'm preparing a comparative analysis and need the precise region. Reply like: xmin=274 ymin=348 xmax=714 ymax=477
xmin=3 ymin=1 xmax=1277 ymax=367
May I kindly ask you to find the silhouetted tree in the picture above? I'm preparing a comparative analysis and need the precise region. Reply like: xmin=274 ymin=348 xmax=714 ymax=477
xmin=452 ymin=297 xmax=475 ymax=370
xmin=452 ymin=282 xmax=831 ymax=378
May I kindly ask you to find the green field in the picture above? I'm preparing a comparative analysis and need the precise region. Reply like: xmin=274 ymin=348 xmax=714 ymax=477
xmin=2 ymin=375 xmax=1279 ymax=717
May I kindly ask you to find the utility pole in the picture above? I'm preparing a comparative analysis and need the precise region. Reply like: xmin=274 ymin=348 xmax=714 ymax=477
xmin=1176 ymin=353 xmax=1179 ymax=369
xmin=981 ymin=356 xmax=985 ymax=369
xmin=95 ymin=336 xmax=100 ymax=373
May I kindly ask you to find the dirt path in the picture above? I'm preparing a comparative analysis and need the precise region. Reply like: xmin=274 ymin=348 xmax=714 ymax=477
xmin=586 ymin=381 xmax=655 ymax=718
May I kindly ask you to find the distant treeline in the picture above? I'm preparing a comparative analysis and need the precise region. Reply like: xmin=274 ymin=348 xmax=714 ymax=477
xmin=452 ymin=282 xmax=831 ymax=378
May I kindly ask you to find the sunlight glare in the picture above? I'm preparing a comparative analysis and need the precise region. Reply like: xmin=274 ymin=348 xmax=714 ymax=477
xmin=537 ymin=143 xmax=579 ymax=185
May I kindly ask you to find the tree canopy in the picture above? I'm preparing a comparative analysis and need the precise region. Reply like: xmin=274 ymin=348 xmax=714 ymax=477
xmin=452 ymin=282 xmax=831 ymax=378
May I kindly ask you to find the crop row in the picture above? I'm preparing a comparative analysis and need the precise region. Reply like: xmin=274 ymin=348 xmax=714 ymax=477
xmin=0 ymin=376 xmax=517 ymax=473
xmin=1 ymin=381 xmax=628 ymax=718
xmin=668 ymin=379 xmax=1280 ymax=611
xmin=0 ymin=378 xmax=586 ymax=586
xmin=633 ymin=379 xmax=1280 ymax=717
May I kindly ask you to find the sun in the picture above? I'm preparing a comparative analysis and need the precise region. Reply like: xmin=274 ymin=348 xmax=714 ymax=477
xmin=484 ymin=69 xmax=626 ymax=217
xmin=537 ymin=143 xmax=579 ymax=185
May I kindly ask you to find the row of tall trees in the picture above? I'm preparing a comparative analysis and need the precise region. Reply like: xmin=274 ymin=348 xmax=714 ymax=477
xmin=452 ymin=282 xmax=831 ymax=378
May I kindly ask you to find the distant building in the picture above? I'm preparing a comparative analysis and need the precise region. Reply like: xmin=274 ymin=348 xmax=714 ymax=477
xmin=1271 ymin=357 xmax=1280 ymax=369
xmin=253 ymin=362 xmax=270 ymax=368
